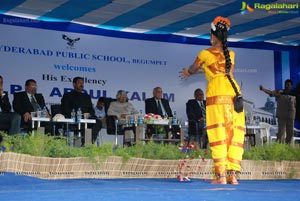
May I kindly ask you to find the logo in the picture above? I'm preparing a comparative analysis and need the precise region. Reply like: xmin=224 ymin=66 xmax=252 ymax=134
xmin=240 ymin=2 xmax=254 ymax=14
xmin=62 ymin=34 xmax=80 ymax=48
xmin=240 ymin=2 xmax=299 ymax=15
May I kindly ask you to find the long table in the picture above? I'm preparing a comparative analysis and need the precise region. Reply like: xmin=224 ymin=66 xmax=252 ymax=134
xmin=31 ymin=117 xmax=96 ymax=146
xmin=31 ymin=117 xmax=183 ymax=146
xmin=134 ymin=123 xmax=184 ymax=144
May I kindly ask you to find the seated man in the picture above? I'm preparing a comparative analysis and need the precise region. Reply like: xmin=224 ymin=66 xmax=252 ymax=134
xmin=13 ymin=79 xmax=51 ymax=133
xmin=186 ymin=88 xmax=208 ymax=149
xmin=94 ymin=97 xmax=110 ymax=128
xmin=61 ymin=77 xmax=102 ymax=146
xmin=145 ymin=87 xmax=180 ymax=139
xmin=107 ymin=90 xmax=139 ymax=145
xmin=0 ymin=75 xmax=21 ymax=135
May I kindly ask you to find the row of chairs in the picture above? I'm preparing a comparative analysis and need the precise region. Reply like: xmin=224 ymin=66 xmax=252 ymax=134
xmin=244 ymin=122 xmax=300 ymax=149
xmin=257 ymin=122 xmax=300 ymax=146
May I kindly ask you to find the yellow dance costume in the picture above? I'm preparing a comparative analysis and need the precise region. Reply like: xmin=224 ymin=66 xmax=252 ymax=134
xmin=195 ymin=47 xmax=245 ymax=175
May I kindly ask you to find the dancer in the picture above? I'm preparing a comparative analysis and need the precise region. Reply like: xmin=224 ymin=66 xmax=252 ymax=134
xmin=180 ymin=16 xmax=245 ymax=184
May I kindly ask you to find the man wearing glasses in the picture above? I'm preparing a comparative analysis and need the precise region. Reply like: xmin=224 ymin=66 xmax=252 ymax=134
xmin=186 ymin=88 xmax=208 ymax=149
xmin=13 ymin=79 xmax=50 ymax=133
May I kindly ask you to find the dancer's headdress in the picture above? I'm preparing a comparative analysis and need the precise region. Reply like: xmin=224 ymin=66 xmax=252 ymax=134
xmin=211 ymin=16 xmax=231 ymax=41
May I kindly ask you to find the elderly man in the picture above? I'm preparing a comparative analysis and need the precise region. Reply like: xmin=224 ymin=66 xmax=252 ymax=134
xmin=186 ymin=88 xmax=208 ymax=149
xmin=107 ymin=90 xmax=139 ymax=146
xmin=145 ymin=87 xmax=180 ymax=140
xmin=107 ymin=90 xmax=138 ymax=123
xmin=145 ymin=87 xmax=173 ymax=117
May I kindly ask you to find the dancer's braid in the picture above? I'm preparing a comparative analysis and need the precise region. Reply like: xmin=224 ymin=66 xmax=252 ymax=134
xmin=222 ymin=39 xmax=231 ymax=74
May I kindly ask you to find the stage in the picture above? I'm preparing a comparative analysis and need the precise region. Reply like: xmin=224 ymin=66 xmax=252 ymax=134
xmin=0 ymin=173 xmax=299 ymax=201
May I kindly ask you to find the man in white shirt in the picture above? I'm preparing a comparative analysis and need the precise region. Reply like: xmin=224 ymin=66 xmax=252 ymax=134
xmin=94 ymin=97 xmax=107 ymax=128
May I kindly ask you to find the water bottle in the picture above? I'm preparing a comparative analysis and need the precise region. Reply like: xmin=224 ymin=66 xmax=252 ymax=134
xmin=129 ymin=111 xmax=135 ymax=125
xmin=71 ymin=109 xmax=76 ymax=122
xmin=41 ymin=106 xmax=47 ymax=118
xmin=36 ymin=106 xmax=42 ymax=118
xmin=172 ymin=111 xmax=178 ymax=125
xmin=137 ymin=109 xmax=144 ymax=124
xmin=77 ymin=108 xmax=82 ymax=122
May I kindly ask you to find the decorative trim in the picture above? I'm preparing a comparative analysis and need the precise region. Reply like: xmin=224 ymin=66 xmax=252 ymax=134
xmin=0 ymin=152 xmax=299 ymax=180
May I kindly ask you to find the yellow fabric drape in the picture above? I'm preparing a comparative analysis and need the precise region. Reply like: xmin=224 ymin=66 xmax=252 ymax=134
xmin=196 ymin=47 xmax=245 ymax=174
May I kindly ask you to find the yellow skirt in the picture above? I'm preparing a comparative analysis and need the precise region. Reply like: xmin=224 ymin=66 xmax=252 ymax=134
xmin=206 ymin=95 xmax=245 ymax=174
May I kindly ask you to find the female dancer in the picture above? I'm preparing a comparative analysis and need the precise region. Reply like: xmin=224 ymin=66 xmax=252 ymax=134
xmin=180 ymin=16 xmax=245 ymax=185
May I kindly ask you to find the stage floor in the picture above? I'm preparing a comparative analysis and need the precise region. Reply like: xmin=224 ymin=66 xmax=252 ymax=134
xmin=0 ymin=173 xmax=299 ymax=201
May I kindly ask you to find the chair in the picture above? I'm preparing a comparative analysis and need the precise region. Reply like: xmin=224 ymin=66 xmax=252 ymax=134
xmin=50 ymin=104 xmax=62 ymax=117
xmin=104 ymin=97 xmax=144 ymax=146
xmin=257 ymin=122 xmax=274 ymax=145
xmin=106 ymin=115 xmax=122 ymax=145
xmin=292 ymin=128 xmax=300 ymax=146
xmin=269 ymin=125 xmax=278 ymax=143
xmin=244 ymin=128 xmax=256 ymax=149
xmin=103 ymin=97 xmax=125 ymax=146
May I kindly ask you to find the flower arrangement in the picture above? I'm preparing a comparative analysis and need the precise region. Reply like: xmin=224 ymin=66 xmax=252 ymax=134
xmin=143 ymin=113 xmax=159 ymax=124
xmin=143 ymin=113 xmax=169 ymax=125
xmin=143 ymin=113 xmax=169 ymax=135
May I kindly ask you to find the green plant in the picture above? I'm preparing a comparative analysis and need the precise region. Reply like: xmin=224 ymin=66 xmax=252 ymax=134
xmin=0 ymin=132 xmax=80 ymax=157
xmin=243 ymin=143 xmax=300 ymax=161
xmin=1 ymin=131 xmax=300 ymax=161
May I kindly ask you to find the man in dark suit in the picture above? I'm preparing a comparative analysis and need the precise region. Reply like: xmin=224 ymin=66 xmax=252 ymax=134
xmin=186 ymin=88 xmax=208 ymax=149
xmin=61 ymin=77 xmax=102 ymax=145
xmin=13 ymin=79 xmax=50 ymax=133
xmin=145 ymin=87 xmax=173 ymax=117
xmin=145 ymin=87 xmax=179 ymax=139
xmin=0 ymin=75 xmax=21 ymax=135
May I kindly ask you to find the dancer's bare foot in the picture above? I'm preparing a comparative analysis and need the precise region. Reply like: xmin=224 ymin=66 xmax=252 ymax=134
xmin=211 ymin=174 xmax=227 ymax=184
xmin=227 ymin=175 xmax=238 ymax=185
xmin=227 ymin=171 xmax=239 ymax=185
